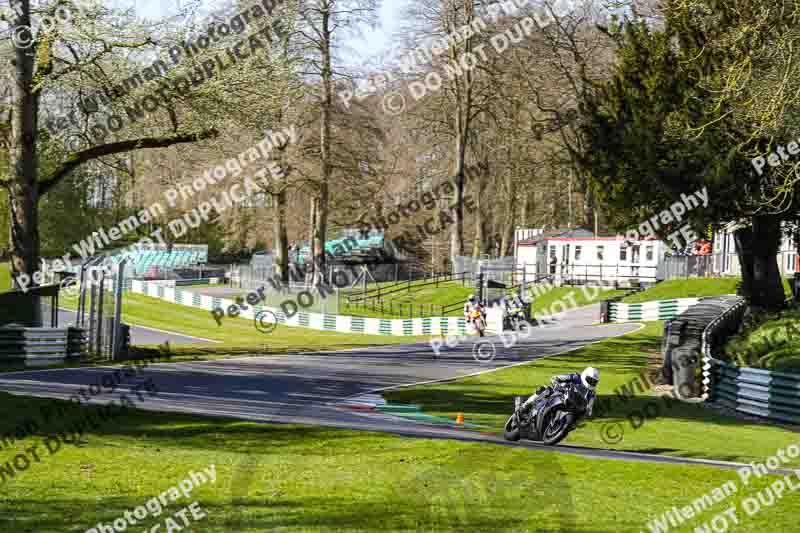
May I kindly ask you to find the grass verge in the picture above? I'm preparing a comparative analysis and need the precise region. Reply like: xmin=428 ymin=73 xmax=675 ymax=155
xmin=621 ymin=278 xmax=741 ymax=303
xmin=723 ymin=306 xmax=800 ymax=373
xmin=527 ymin=285 xmax=627 ymax=315
xmin=341 ymin=280 xmax=472 ymax=318
xmin=0 ymin=392 xmax=798 ymax=532
xmin=386 ymin=322 xmax=800 ymax=466
xmin=621 ymin=277 xmax=794 ymax=304
xmin=58 ymin=291 xmax=428 ymax=357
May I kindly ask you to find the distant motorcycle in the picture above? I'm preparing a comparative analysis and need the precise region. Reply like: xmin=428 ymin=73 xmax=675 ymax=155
xmin=503 ymin=382 xmax=588 ymax=445
xmin=503 ymin=306 xmax=527 ymax=331
xmin=469 ymin=308 xmax=486 ymax=337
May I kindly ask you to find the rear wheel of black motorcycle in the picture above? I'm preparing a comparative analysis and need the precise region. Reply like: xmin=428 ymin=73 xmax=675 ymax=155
xmin=503 ymin=414 xmax=521 ymax=441
xmin=541 ymin=411 xmax=575 ymax=445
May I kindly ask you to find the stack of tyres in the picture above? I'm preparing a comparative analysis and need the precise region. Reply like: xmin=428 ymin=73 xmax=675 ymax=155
xmin=669 ymin=296 xmax=745 ymax=399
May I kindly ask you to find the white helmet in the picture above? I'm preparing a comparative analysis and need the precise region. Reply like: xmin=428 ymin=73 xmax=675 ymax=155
xmin=581 ymin=367 xmax=600 ymax=389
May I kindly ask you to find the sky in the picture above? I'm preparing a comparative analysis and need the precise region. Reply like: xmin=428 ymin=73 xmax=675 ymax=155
xmin=133 ymin=0 xmax=406 ymax=68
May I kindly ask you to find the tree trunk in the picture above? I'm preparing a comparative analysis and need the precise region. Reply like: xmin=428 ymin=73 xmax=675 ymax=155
xmin=446 ymin=0 xmax=474 ymax=268
xmin=9 ymin=0 xmax=41 ymax=290
xmin=451 ymin=130 xmax=466 ymax=265
xmin=308 ymin=197 xmax=317 ymax=284
xmin=472 ymin=165 xmax=486 ymax=258
xmin=521 ymin=186 xmax=529 ymax=227
xmin=500 ymin=167 xmax=516 ymax=257
xmin=273 ymin=190 xmax=289 ymax=284
xmin=734 ymin=215 xmax=785 ymax=311
xmin=314 ymin=5 xmax=333 ymax=286
xmin=583 ymin=189 xmax=594 ymax=230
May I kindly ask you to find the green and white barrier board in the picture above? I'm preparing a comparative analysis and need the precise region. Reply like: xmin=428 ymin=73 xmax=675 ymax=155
xmin=608 ymin=298 xmax=704 ymax=322
xmin=131 ymin=280 xmax=466 ymax=337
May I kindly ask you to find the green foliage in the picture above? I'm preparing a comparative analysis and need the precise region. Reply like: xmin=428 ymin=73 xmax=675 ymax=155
xmin=579 ymin=2 xmax=800 ymax=237
xmin=0 ymin=262 xmax=10 ymax=292
xmin=38 ymin=174 xmax=96 ymax=257
xmin=723 ymin=306 xmax=800 ymax=372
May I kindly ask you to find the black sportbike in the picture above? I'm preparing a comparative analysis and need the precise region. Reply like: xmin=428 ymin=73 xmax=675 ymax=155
xmin=503 ymin=383 xmax=589 ymax=445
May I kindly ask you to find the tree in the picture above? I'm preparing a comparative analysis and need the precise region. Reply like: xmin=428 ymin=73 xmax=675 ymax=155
xmin=293 ymin=0 xmax=379 ymax=284
xmin=579 ymin=2 xmax=799 ymax=311
xmin=1 ymin=0 xmax=225 ymax=288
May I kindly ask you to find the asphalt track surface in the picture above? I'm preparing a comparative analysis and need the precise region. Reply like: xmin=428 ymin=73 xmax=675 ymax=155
xmin=0 ymin=305 xmax=776 ymax=473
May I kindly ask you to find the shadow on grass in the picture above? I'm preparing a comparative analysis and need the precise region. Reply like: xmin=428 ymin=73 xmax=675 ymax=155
xmin=0 ymin=391 xmax=380 ymax=457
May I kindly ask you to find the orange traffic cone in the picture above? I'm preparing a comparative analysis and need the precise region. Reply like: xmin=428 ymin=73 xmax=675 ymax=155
xmin=455 ymin=413 xmax=464 ymax=425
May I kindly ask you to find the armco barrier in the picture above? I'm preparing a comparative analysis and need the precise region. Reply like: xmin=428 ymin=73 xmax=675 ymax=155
xmin=697 ymin=297 xmax=800 ymax=424
xmin=707 ymin=361 xmax=800 ymax=424
xmin=130 ymin=280 xmax=466 ymax=336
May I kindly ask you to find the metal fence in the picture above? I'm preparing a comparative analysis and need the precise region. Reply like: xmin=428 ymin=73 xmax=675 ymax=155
xmin=553 ymin=263 xmax=659 ymax=286
xmin=454 ymin=256 xmax=516 ymax=284
xmin=662 ymin=251 xmax=798 ymax=280
xmin=74 ymin=258 xmax=129 ymax=360
xmin=341 ymin=271 xmax=466 ymax=318
xmin=232 ymin=260 xmax=428 ymax=293
xmin=660 ymin=255 xmax=715 ymax=279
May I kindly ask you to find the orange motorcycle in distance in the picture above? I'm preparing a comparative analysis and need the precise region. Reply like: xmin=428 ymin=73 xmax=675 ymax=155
xmin=469 ymin=307 xmax=486 ymax=337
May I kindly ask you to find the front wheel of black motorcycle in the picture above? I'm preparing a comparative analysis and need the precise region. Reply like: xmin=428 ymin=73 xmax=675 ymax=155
xmin=503 ymin=413 xmax=521 ymax=441
xmin=541 ymin=411 xmax=575 ymax=446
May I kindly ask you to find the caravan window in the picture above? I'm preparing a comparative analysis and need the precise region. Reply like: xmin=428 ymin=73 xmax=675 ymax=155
xmin=597 ymin=246 xmax=605 ymax=261
xmin=575 ymin=246 xmax=582 ymax=261
xmin=646 ymin=246 xmax=654 ymax=261
xmin=620 ymin=247 xmax=627 ymax=261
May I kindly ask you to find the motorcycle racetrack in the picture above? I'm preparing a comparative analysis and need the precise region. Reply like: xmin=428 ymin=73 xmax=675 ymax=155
xmin=0 ymin=305 xmax=781 ymax=473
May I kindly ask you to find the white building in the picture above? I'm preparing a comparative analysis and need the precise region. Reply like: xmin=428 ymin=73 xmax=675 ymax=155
xmin=711 ymin=223 xmax=798 ymax=277
xmin=514 ymin=228 xmax=667 ymax=286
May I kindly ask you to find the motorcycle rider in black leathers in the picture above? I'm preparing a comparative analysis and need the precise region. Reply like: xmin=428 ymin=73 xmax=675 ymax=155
xmin=520 ymin=367 xmax=599 ymax=421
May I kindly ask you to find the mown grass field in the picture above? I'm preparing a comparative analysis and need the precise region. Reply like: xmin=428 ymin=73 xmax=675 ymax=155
xmin=58 ymin=291 xmax=428 ymax=358
xmin=343 ymin=279 xmax=625 ymax=320
xmin=387 ymin=321 xmax=800 ymax=467
xmin=341 ymin=279 xmax=473 ymax=318
xmin=527 ymin=285 xmax=627 ymax=316
xmin=621 ymin=276 xmax=794 ymax=303
xmin=0 ymin=391 xmax=798 ymax=532
xmin=621 ymin=278 xmax=741 ymax=303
